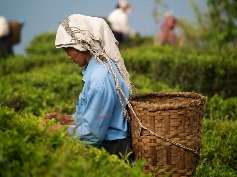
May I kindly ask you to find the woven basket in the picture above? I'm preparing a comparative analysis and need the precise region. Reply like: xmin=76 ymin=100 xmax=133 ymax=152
xmin=9 ymin=21 xmax=22 ymax=45
xmin=128 ymin=92 xmax=206 ymax=177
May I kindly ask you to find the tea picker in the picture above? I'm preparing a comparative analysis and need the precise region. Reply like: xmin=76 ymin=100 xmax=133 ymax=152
xmin=45 ymin=14 xmax=206 ymax=176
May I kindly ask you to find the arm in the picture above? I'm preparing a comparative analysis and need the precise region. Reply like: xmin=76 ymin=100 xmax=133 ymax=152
xmin=45 ymin=112 xmax=76 ymax=125
xmin=72 ymin=77 xmax=116 ymax=147
xmin=107 ymin=9 xmax=136 ymax=37
xmin=116 ymin=14 xmax=136 ymax=37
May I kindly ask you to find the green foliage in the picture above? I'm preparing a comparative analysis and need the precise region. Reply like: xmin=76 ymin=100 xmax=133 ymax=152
xmin=130 ymin=71 xmax=180 ymax=94
xmin=0 ymin=107 xmax=150 ymax=177
xmin=0 ymin=52 xmax=66 ymax=76
xmin=0 ymin=62 xmax=82 ymax=115
xmin=175 ymin=0 xmax=237 ymax=49
xmin=122 ymin=45 xmax=237 ymax=98
xmin=206 ymin=0 xmax=237 ymax=48
xmin=152 ymin=0 xmax=168 ymax=23
xmin=119 ymin=35 xmax=153 ymax=50
xmin=194 ymin=118 xmax=237 ymax=176
xmin=1 ymin=31 xmax=237 ymax=176
xmin=204 ymin=94 xmax=237 ymax=120
xmin=25 ymin=31 xmax=61 ymax=56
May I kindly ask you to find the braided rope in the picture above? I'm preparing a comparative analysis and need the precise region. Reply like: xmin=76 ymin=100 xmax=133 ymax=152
xmin=60 ymin=18 xmax=201 ymax=157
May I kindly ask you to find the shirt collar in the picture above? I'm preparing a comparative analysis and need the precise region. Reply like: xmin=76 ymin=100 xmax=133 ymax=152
xmin=82 ymin=56 xmax=96 ymax=83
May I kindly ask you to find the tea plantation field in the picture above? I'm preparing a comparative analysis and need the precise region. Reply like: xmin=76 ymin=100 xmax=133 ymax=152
xmin=0 ymin=32 xmax=237 ymax=176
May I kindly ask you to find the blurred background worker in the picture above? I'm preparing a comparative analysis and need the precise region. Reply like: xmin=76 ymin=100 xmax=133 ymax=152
xmin=0 ymin=14 xmax=13 ymax=57
xmin=0 ymin=14 xmax=24 ymax=58
xmin=157 ymin=12 xmax=178 ymax=46
xmin=107 ymin=0 xmax=136 ymax=44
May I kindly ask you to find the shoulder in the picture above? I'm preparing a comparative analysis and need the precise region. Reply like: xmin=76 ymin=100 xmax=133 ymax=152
xmin=108 ymin=9 xmax=124 ymax=19
xmin=91 ymin=59 xmax=109 ymax=76
xmin=86 ymin=60 xmax=113 ymax=91
xmin=108 ymin=9 xmax=120 ymax=15
xmin=91 ymin=63 xmax=108 ymax=81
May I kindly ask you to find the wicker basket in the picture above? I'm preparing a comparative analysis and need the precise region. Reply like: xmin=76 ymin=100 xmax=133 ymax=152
xmin=9 ymin=21 xmax=22 ymax=45
xmin=128 ymin=92 xmax=206 ymax=177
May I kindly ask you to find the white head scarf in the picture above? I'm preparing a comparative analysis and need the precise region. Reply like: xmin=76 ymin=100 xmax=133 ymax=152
xmin=55 ymin=14 xmax=132 ymax=91
xmin=0 ymin=15 xmax=9 ymax=37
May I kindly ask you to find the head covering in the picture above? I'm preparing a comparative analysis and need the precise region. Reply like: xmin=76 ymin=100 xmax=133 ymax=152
xmin=55 ymin=14 xmax=132 ymax=91
xmin=0 ymin=15 xmax=10 ymax=37
xmin=118 ymin=0 xmax=129 ymax=9
xmin=117 ymin=0 xmax=132 ymax=14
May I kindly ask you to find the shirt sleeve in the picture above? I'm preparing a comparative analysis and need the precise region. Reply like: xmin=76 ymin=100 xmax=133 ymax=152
xmin=71 ymin=76 xmax=116 ymax=147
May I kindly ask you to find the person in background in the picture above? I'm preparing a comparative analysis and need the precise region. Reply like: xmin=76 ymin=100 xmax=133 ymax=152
xmin=44 ymin=14 xmax=133 ymax=159
xmin=157 ymin=12 xmax=178 ymax=46
xmin=107 ymin=0 xmax=136 ymax=44
xmin=0 ymin=14 xmax=13 ymax=57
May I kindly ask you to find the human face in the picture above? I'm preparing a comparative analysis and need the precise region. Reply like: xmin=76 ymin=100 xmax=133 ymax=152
xmin=64 ymin=47 xmax=92 ymax=67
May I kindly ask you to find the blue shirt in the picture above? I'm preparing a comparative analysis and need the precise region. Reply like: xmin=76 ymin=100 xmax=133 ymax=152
xmin=67 ymin=56 xmax=130 ymax=147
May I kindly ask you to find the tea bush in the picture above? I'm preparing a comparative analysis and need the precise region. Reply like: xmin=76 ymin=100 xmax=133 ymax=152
xmin=121 ymin=45 xmax=237 ymax=98
xmin=12 ymin=31 xmax=237 ymax=98
xmin=0 ymin=107 xmax=150 ymax=177
xmin=1 ymin=32 xmax=237 ymax=176
xmin=204 ymin=94 xmax=237 ymax=120
xmin=195 ymin=118 xmax=237 ymax=176
xmin=0 ymin=53 xmax=66 ymax=76
xmin=25 ymin=31 xmax=61 ymax=56
xmin=0 ymin=62 xmax=82 ymax=115
xmin=0 ymin=54 xmax=179 ymax=116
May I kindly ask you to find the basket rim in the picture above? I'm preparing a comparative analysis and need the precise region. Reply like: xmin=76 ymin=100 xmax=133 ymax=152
xmin=129 ymin=91 xmax=206 ymax=111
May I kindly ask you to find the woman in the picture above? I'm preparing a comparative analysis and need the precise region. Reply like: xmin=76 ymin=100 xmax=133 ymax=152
xmin=0 ymin=15 xmax=13 ymax=57
xmin=157 ymin=13 xmax=177 ymax=46
xmin=107 ymin=0 xmax=136 ymax=43
xmin=45 ymin=14 xmax=133 ymax=157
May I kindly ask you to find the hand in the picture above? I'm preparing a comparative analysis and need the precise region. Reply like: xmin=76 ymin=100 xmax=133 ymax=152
xmin=45 ymin=112 xmax=75 ymax=125
xmin=38 ymin=119 xmax=66 ymax=133
xmin=45 ymin=112 xmax=65 ymax=124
